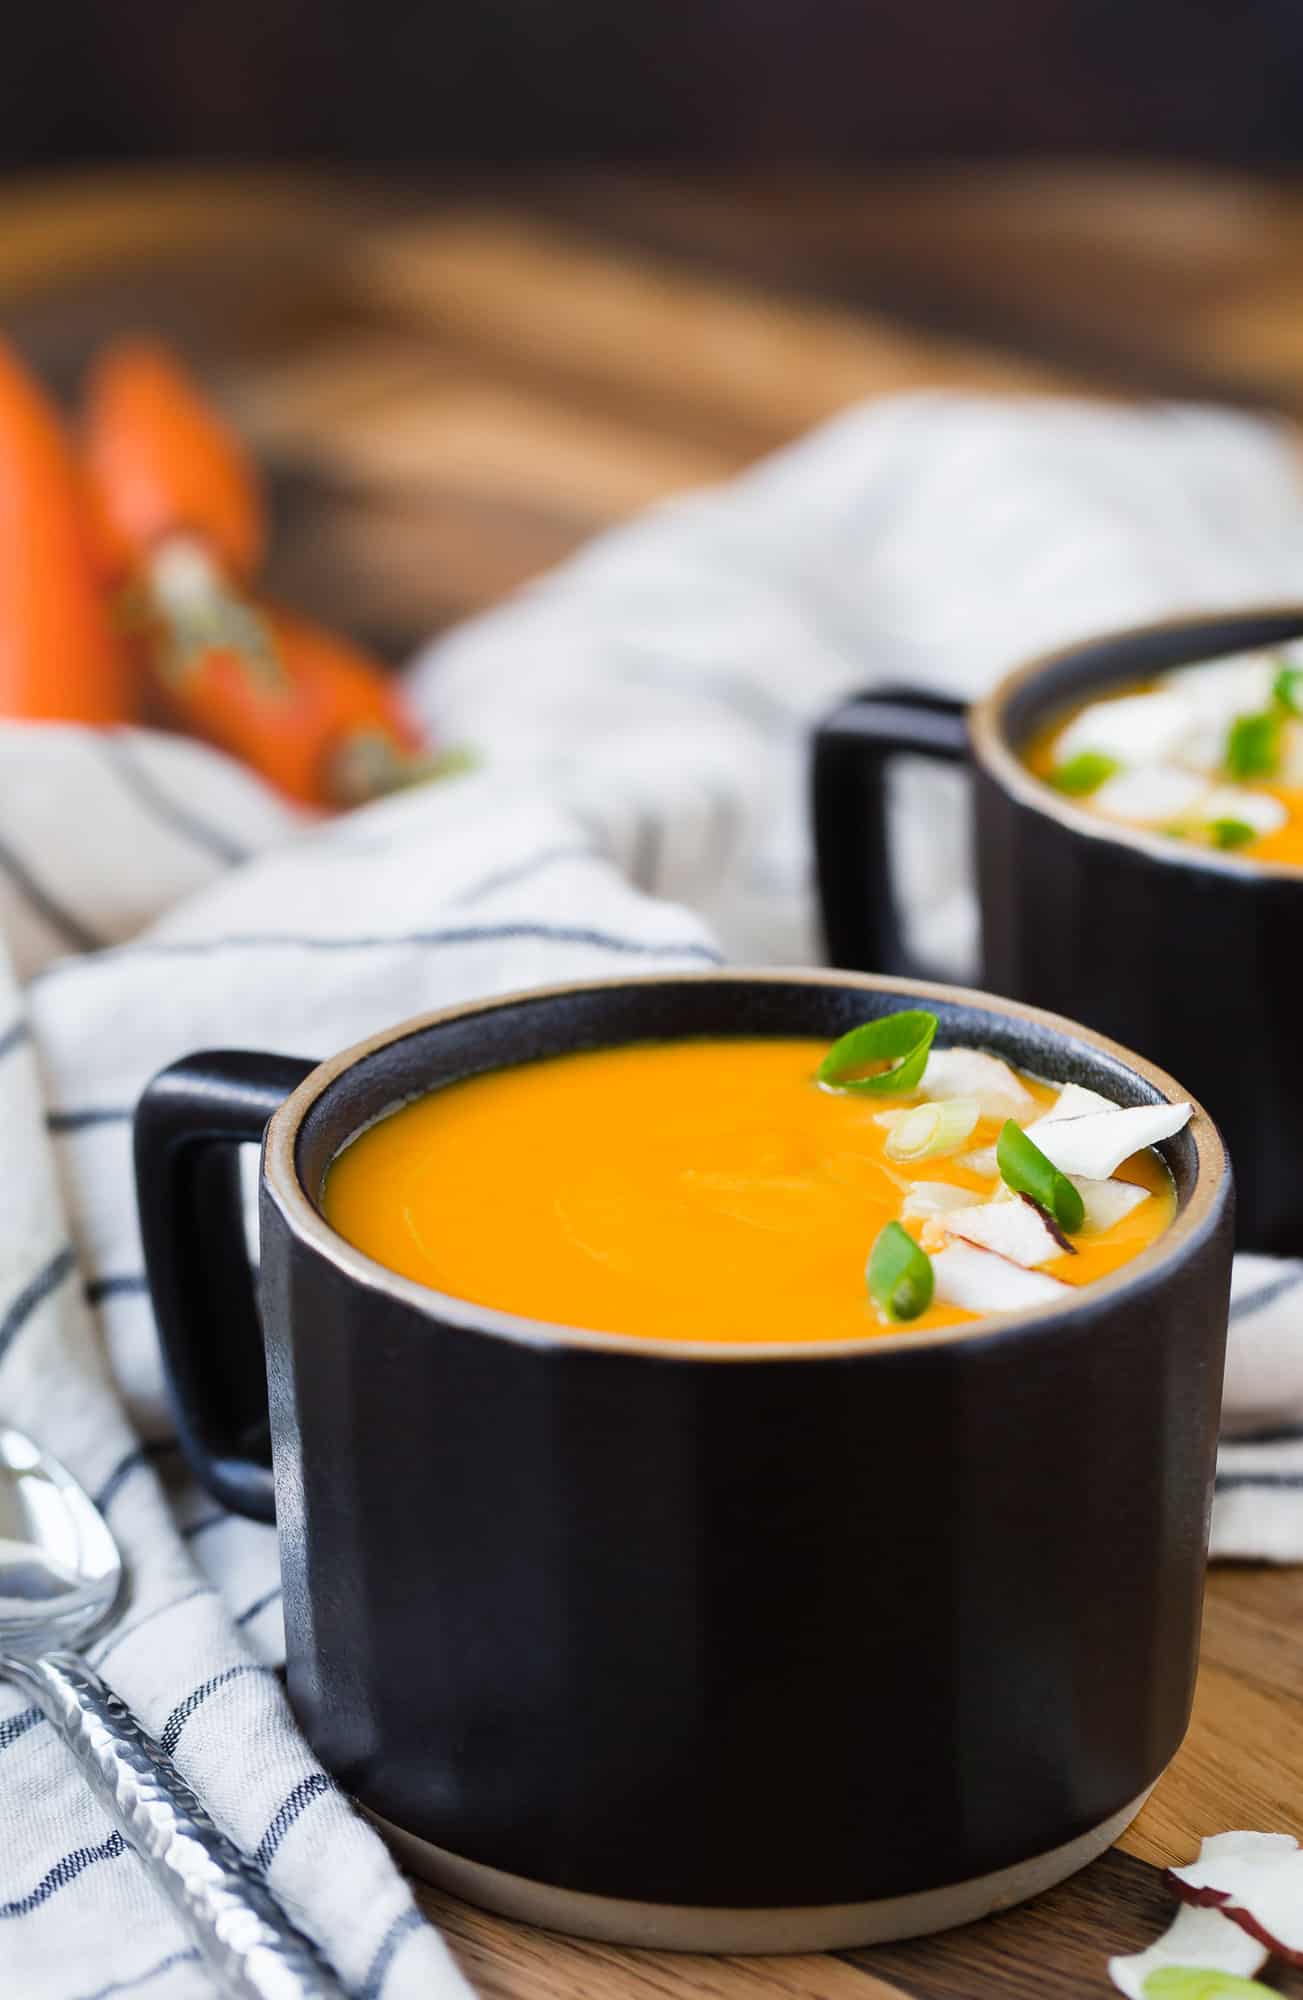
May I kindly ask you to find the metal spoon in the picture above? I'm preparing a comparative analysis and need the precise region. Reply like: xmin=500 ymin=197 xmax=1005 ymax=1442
xmin=0 ymin=1425 xmax=347 ymax=1999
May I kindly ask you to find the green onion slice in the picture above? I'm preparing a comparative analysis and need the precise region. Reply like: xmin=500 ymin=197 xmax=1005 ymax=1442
xmin=817 ymin=1010 xmax=937 ymax=1096
xmin=996 ymin=1120 xmax=1086 ymax=1234
xmin=880 ymin=1097 xmax=981 ymax=1162
xmin=1273 ymin=662 xmax=1303 ymax=716
xmin=866 ymin=1221 xmax=934 ymax=1323
xmin=1142 ymin=1970 xmax=1281 ymax=1998
xmin=1225 ymin=710 xmax=1281 ymax=781
xmin=1050 ymin=751 xmax=1120 ymax=796
xmin=1210 ymin=818 xmax=1257 ymax=850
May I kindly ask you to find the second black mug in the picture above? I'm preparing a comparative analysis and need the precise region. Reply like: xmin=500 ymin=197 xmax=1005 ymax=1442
xmin=814 ymin=605 xmax=1303 ymax=1254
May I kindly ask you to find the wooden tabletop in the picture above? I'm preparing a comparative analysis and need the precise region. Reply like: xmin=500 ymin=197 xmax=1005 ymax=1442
xmin=10 ymin=162 xmax=1303 ymax=1996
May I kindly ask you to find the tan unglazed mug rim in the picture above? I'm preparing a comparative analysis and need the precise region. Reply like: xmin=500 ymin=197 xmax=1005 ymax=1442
xmin=970 ymin=600 xmax=1303 ymax=882
xmin=262 ymin=967 xmax=1228 ymax=1366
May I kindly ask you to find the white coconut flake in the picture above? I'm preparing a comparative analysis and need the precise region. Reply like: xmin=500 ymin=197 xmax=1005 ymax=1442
xmin=1091 ymin=765 xmax=1210 ymax=826
xmin=1026 ymin=1101 xmax=1192 ymax=1181
xmin=1199 ymin=786 xmax=1289 ymax=838
xmin=1069 ymin=1175 xmax=1151 ymax=1232
xmin=1037 ymin=1081 xmax=1117 ymax=1126
xmin=937 ymin=1198 xmax=1070 ymax=1269
xmin=1169 ymin=1831 xmax=1303 ymax=1962
xmin=1108 ymin=1898 xmax=1269 ymax=1998
xmin=931 ymin=1242 xmax=1069 ymax=1313
xmin=919 ymin=1047 xmax=1035 ymax=1119
xmin=1280 ymin=717 xmax=1303 ymax=786
xmin=1055 ymin=689 xmax=1195 ymax=767
xmin=900 ymin=1183 xmax=975 ymax=1222
xmin=1163 ymin=653 xmax=1278 ymax=718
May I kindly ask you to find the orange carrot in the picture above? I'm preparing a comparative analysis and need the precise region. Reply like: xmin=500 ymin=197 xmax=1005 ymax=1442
xmin=83 ymin=338 xmax=263 ymax=584
xmin=0 ymin=340 xmax=135 ymax=723
xmin=134 ymin=544 xmax=433 ymax=808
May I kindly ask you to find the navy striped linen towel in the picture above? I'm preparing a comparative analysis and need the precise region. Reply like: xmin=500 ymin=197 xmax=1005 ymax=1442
xmin=2 ymin=391 xmax=1301 ymax=1995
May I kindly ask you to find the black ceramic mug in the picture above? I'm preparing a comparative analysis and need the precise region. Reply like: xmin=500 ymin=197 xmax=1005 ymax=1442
xmin=134 ymin=971 xmax=1232 ymax=1952
xmin=814 ymin=606 xmax=1303 ymax=1255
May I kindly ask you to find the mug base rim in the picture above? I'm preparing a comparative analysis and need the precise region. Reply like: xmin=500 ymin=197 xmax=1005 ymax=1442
xmin=367 ymin=1783 xmax=1154 ymax=1953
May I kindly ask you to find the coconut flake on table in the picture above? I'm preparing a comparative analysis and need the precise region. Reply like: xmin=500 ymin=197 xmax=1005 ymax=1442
xmin=1109 ymin=1891 xmax=1272 ymax=1997
xmin=1168 ymin=1830 xmax=1303 ymax=1962
xmin=932 ymin=1195 xmax=1072 ymax=1268
xmin=1090 ymin=765 xmax=1210 ymax=826
xmin=1054 ymin=688 xmax=1195 ymax=768
xmin=900 ymin=1182 xmax=975 ymax=1222
xmin=918 ymin=1047 xmax=1035 ymax=1120
xmin=1198 ymin=786 xmax=1289 ymax=838
xmin=931 ymin=1241 xmax=1069 ymax=1313
xmin=1025 ymin=1099 xmax=1192 ymax=1181
xmin=1068 ymin=1175 xmax=1151 ymax=1232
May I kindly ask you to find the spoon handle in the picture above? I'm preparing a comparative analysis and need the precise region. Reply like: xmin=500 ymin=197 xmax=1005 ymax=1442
xmin=6 ymin=1649 xmax=349 ymax=2000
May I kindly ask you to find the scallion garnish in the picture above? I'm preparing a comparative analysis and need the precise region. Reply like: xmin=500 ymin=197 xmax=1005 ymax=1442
xmin=866 ymin=1221 xmax=934 ymax=1323
xmin=817 ymin=1009 xmax=937 ymax=1096
xmin=1050 ymin=751 xmax=1120 ymax=796
xmin=1225 ymin=710 xmax=1281 ymax=782
xmin=878 ymin=1097 xmax=981 ymax=1162
xmin=996 ymin=1120 xmax=1085 ymax=1234
xmin=1210 ymin=818 xmax=1257 ymax=850
xmin=1273 ymin=662 xmax=1303 ymax=716
xmin=1141 ymin=1970 xmax=1280 ymax=1998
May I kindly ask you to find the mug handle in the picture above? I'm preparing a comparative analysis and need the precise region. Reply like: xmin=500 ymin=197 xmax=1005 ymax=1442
xmin=812 ymin=684 xmax=969 ymax=975
xmin=134 ymin=1051 xmax=315 ymax=1522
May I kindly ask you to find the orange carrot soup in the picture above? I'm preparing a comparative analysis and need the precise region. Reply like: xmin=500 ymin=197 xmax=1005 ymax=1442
xmin=322 ymin=1017 xmax=1182 ymax=1344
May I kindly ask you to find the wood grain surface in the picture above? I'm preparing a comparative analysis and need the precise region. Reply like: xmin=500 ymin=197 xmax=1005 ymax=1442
xmin=9 ymin=162 xmax=1303 ymax=1995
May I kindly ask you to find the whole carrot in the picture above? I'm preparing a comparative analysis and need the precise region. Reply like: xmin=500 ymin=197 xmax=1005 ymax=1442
xmin=135 ymin=541 xmax=437 ymax=808
xmin=82 ymin=338 xmax=453 ymax=809
xmin=83 ymin=338 xmax=264 ymax=584
xmin=0 ymin=341 xmax=134 ymax=722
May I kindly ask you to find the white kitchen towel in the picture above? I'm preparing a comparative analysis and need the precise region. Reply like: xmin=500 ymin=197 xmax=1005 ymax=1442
xmin=2 ymin=391 xmax=1302 ymax=1996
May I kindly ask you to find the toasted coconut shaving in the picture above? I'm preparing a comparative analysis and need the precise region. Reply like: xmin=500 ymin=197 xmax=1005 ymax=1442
xmin=918 ymin=1047 xmax=1034 ymax=1120
xmin=1070 ymin=1175 xmax=1151 ymax=1232
xmin=1039 ymin=1081 xmax=1116 ymax=1125
xmin=1198 ymin=786 xmax=1288 ymax=838
xmin=930 ymin=1242 xmax=1069 ymax=1313
xmin=1056 ymin=689 xmax=1194 ymax=767
xmin=1026 ymin=1100 xmax=1192 ymax=1181
xmin=1168 ymin=1832 xmax=1303 ymax=1962
xmin=936 ymin=1194 xmax=1073 ymax=1268
xmin=900 ymin=1182 xmax=974 ymax=1222
xmin=1109 ymin=1897 xmax=1270 ymax=1997
xmin=1092 ymin=766 xmax=1209 ymax=826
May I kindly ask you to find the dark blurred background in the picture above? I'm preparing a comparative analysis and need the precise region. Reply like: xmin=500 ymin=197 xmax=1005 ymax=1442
xmin=8 ymin=0 xmax=1303 ymax=165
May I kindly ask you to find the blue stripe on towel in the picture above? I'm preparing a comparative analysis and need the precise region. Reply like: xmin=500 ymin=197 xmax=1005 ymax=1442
xmin=0 ymin=1246 xmax=76 ymax=1365
xmin=99 ymin=734 xmax=249 ymax=866
xmin=0 ymin=1016 xmax=29 ymax=1063
xmin=0 ymin=832 xmax=101 ymax=953
xmin=159 ymin=1663 xmax=267 ymax=1757
xmin=1230 ymin=1271 xmax=1303 ymax=1321
xmin=32 ymin=921 xmax=722 ymax=980
xmin=0 ymin=1708 xmax=42 ymax=1753
xmin=0 ymin=1832 xmax=126 ymax=1917
xmin=360 ymin=1906 xmax=425 ymax=2000
xmin=254 ymin=1773 xmax=333 ymax=1870
xmin=70 ymin=1947 xmax=201 ymax=2000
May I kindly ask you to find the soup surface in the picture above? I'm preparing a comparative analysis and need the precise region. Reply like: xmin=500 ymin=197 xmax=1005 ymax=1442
xmin=1025 ymin=649 xmax=1303 ymax=866
xmin=322 ymin=1036 xmax=1177 ymax=1344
